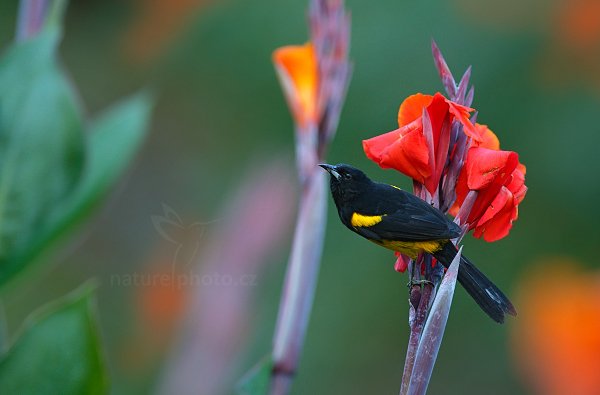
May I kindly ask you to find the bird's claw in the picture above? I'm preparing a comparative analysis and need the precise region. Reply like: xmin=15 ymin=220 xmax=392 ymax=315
xmin=407 ymin=279 xmax=434 ymax=288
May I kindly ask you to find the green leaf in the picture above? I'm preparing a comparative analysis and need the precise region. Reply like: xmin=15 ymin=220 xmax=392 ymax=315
xmin=0 ymin=0 xmax=153 ymax=286
xmin=0 ymin=93 xmax=153 ymax=286
xmin=65 ymin=93 xmax=152 ymax=217
xmin=0 ymin=26 xmax=85 ymax=283
xmin=0 ymin=282 xmax=108 ymax=394
xmin=237 ymin=356 xmax=273 ymax=395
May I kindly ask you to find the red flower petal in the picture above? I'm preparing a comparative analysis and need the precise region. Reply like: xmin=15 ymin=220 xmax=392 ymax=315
xmin=425 ymin=94 xmax=452 ymax=194
xmin=464 ymin=147 xmax=519 ymax=190
xmin=504 ymin=163 xmax=528 ymax=205
xmin=394 ymin=252 xmax=410 ymax=273
xmin=457 ymin=147 xmax=519 ymax=228
xmin=446 ymin=99 xmax=478 ymax=139
xmin=473 ymin=186 xmax=518 ymax=242
xmin=477 ymin=185 xmax=512 ymax=225
xmin=363 ymin=123 xmax=431 ymax=183
xmin=473 ymin=123 xmax=500 ymax=150
xmin=507 ymin=167 xmax=525 ymax=192
xmin=397 ymin=93 xmax=434 ymax=127
xmin=426 ymin=93 xmax=451 ymax=152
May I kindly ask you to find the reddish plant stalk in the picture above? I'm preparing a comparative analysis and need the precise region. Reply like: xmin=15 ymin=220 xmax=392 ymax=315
xmin=399 ymin=281 xmax=434 ymax=395
xmin=271 ymin=168 xmax=327 ymax=394
xmin=267 ymin=1 xmax=350 ymax=393
xmin=16 ymin=0 xmax=48 ymax=41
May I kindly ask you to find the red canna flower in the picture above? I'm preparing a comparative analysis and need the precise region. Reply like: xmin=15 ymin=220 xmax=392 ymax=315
xmin=363 ymin=42 xmax=527 ymax=245
xmin=363 ymin=92 xmax=477 ymax=195
xmin=451 ymin=124 xmax=528 ymax=242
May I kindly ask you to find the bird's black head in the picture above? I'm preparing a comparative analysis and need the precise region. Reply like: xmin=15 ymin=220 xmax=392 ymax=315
xmin=319 ymin=163 xmax=371 ymax=205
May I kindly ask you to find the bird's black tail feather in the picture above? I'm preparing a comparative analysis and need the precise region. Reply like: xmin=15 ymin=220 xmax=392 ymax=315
xmin=433 ymin=242 xmax=517 ymax=324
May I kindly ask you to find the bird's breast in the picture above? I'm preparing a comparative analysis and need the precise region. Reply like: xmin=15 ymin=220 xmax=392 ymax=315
xmin=374 ymin=239 xmax=445 ymax=259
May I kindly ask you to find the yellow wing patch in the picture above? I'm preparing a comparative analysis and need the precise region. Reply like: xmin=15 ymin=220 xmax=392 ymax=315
xmin=351 ymin=212 xmax=384 ymax=227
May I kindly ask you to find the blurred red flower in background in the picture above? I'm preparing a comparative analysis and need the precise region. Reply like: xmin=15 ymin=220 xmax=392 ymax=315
xmin=512 ymin=259 xmax=600 ymax=395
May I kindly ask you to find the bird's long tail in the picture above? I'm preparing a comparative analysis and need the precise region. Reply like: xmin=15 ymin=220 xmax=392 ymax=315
xmin=433 ymin=242 xmax=517 ymax=323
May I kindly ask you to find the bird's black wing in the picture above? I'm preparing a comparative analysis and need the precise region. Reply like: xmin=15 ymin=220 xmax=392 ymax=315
xmin=352 ymin=183 xmax=461 ymax=242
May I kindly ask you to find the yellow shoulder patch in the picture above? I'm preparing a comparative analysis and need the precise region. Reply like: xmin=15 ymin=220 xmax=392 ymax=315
xmin=351 ymin=212 xmax=384 ymax=227
xmin=391 ymin=185 xmax=402 ymax=190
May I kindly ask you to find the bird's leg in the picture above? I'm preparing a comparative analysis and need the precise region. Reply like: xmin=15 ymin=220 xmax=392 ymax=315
xmin=431 ymin=260 xmax=444 ymax=286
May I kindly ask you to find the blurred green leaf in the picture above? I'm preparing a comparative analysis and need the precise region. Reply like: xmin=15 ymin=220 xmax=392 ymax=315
xmin=0 ymin=282 xmax=108 ymax=394
xmin=237 ymin=356 xmax=273 ymax=395
xmin=0 ymin=26 xmax=85 ymax=284
xmin=0 ymin=93 xmax=153 ymax=286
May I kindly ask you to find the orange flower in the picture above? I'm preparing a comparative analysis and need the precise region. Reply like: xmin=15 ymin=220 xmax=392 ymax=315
xmin=512 ymin=259 xmax=600 ymax=395
xmin=273 ymin=43 xmax=319 ymax=126
xmin=363 ymin=92 xmax=477 ymax=195
xmin=451 ymin=124 xmax=527 ymax=242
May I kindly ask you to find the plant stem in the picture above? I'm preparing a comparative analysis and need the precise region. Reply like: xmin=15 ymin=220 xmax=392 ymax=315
xmin=407 ymin=248 xmax=461 ymax=395
xmin=271 ymin=170 xmax=327 ymax=395
xmin=16 ymin=0 xmax=47 ymax=41
xmin=399 ymin=282 xmax=433 ymax=395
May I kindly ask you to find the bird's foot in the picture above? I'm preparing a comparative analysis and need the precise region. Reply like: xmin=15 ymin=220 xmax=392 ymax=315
xmin=408 ymin=279 xmax=434 ymax=288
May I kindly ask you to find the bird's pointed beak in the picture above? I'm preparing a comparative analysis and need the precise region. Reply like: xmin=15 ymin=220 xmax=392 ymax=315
xmin=319 ymin=163 xmax=341 ymax=180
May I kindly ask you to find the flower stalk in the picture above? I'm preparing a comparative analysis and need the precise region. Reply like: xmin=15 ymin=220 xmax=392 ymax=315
xmin=400 ymin=276 xmax=434 ymax=395
xmin=267 ymin=1 xmax=351 ymax=393
xmin=407 ymin=248 xmax=461 ymax=395
xmin=16 ymin=0 xmax=66 ymax=42
xmin=271 ymin=170 xmax=327 ymax=390
xmin=16 ymin=0 xmax=48 ymax=41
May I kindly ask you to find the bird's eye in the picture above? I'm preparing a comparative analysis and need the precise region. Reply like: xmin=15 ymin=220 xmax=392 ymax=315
xmin=343 ymin=173 xmax=352 ymax=179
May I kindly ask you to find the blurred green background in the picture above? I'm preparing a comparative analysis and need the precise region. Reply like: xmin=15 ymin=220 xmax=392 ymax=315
xmin=1 ymin=0 xmax=599 ymax=393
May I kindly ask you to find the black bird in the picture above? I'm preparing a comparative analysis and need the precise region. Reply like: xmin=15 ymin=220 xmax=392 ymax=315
xmin=319 ymin=163 xmax=516 ymax=323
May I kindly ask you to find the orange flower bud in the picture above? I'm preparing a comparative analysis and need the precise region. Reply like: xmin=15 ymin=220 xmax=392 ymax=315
xmin=273 ymin=43 xmax=319 ymax=126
